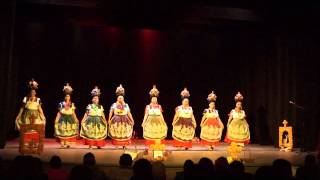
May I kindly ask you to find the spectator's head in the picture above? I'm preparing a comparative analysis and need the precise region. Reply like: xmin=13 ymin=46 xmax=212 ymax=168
xmin=132 ymin=158 xmax=153 ymax=179
xmin=198 ymin=157 xmax=215 ymax=177
xmin=31 ymin=157 xmax=44 ymax=173
xmin=255 ymin=166 xmax=274 ymax=180
xmin=183 ymin=160 xmax=194 ymax=173
xmin=229 ymin=160 xmax=245 ymax=175
xmin=0 ymin=156 xmax=3 ymax=172
xmin=119 ymin=154 xmax=133 ymax=168
xmin=304 ymin=154 xmax=316 ymax=167
xmin=152 ymin=161 xmax=166 ymax=180
xmin=50 ymin=155 xmax=62 ymax=169
xmin=69 ymin=165 xmax=93 ymax=180
xmin=215 ymin=156 xmax=229 ymax=172
xmin=8 ymin=156 xmax=44 ymax=179
xmin=199 ymin=157 xmax=214 ymax=170
xmin=190 ymin=164 xmax=202 ymax=178
xmin=83 ymin=152 xmax=96 ymax=167
xmin=272 ymin=159 xmax=292 ymax=179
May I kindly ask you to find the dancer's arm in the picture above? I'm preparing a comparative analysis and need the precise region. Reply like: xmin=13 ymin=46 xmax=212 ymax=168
xmin=142 ymin=106 xmax=148 ymax=127
xmin=227 ymin=110 xmax=233 ymax=127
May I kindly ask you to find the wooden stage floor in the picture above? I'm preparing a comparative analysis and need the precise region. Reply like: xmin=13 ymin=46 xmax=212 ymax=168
xmin=0 ymin=138 xmax=314 ymax=168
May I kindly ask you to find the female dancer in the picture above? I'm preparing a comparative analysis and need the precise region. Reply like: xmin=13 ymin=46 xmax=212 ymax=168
xmin=108 ymin=84 xmax=134 ymax=148
xmin=142 ymin=85 xmax=168 ymax=146
xmin=54 ymin=83 xmax=79 ymax=148
xmin=172 ymin=88 xmax=196 ymax=150
xmin=15 ymin=79 xmax=46 ymax=146
xmin=224 ymin=92 xmax=250 ymax=145
xmin=200 ymin=91 xmax=224 ymax=150
xmin=80 ymin=86 xmax=107 ymax=149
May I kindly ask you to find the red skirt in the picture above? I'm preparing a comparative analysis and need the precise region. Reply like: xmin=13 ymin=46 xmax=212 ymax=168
xmin=201 ymin=139 xmax=220 ymax=146
xmin=145 ymin=139 xmax=166 ymax=146
xmin=56 ymin=137 xmax=77 ymax=143
xmin=83 ymin=139 xmax=106 ymax=147
xmin=172 ymin=139 xmax=192 ymax=148
xmin=224 ymin=136 xmax=250 ymax=144
xmin=111 ymin=139 xmax=131 ymax=146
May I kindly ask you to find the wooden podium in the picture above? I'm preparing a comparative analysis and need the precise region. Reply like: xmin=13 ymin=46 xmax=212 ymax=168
xmin=279 ymin=120 xmax=293 ymax=152
xmin=19 ymin=122 xmax=45 ymax=155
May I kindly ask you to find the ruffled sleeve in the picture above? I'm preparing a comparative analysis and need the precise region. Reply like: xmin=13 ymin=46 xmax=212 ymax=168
xmin=37 ymin=98 xmax=42 ymax=105
xmin=58 ymin=102 xmax=64 ymax=110
xmin=175 ymin=106 xmax=180 ymax=112
xmin=159 ymin=105 xmax=163 ymax=112
xmin=71 ymin=103 xmax=76 ymax=110
xmin=126 ymin=104 xmax=130 ymax=112
xmin=215 ymin=109 xmax=219 ymax=116
xmin=86 ymin=104 xmax=91 ymax=113
xmin=203 ymin=109 xmax=208 ymax=115
xmin=145 ymin=105 xmax=150 ymax=112
xmin=22 ymin=97 xmax=27 ymax=104
xmin=109 ymin=103 xmax=116 ymax=112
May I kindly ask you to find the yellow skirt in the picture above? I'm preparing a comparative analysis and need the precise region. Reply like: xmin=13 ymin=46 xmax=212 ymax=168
xmin=225 ymin=118 xmax=250 ymax=144
xmin=143 ymin=115 xmax=167 ymax=140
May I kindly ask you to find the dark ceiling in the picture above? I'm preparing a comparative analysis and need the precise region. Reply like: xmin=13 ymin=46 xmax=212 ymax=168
xmin=16 ymin=0 xmax=320 ymax=30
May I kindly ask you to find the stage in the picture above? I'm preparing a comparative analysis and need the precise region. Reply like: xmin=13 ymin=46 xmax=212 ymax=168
xmin=0 ymin=138 xmax=313 ymax=168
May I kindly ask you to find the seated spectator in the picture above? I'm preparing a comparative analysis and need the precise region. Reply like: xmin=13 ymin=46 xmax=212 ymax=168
xmin=130 ymin=158 xmax=153 ymax=180
xmin=47 ymin=155 xmax=69 ymax=180
xmin=109 ymin=154 xmax=133 ymax=180
xmin=272 ymin=159 xmax=293 ymax=180
xmin=215 ymin=156 xmax=229 ymax=180
xmin=119 ymin=154 xmax=133 ymax=168
xmin=175 ymin=160 xmax=194 ymax=180
xmin=198 ymin=157 xmax=215 ymax=179
xmin=296 ymin=154 xmax=318 ymax=180
xmin=0 ymin=156 xmax=4 ymax=179
xmin=69 ymin=165 xmax=93 ymax=180
xmin=152 ymin=161 xmax=166 ymax=180
xmin=229 ymin=160 xmax=252 ymax=180
xmin=83 ymin=152 xmax=108 ymax=180
xmin=254 ymin=166 xmax=274 ymax=180
xmin=5 ymin=155 xmax=47 ymax=180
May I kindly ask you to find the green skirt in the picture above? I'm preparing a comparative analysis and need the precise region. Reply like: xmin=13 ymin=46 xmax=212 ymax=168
xmin=80 ymin=115 xmax=107 ymax=140
xmin=55 ymin=113 xmax=78 ymax=139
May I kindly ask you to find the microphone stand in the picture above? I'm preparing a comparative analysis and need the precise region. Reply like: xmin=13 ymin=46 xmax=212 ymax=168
xmin=290 ymin=102 xmax=304 ymax=110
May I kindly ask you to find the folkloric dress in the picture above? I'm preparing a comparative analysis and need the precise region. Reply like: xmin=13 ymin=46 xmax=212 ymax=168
xmin=16 ymin=97 xmax=46 ymax=143
xmin=80 ymin=104 xmax=107 ymax=146
xmin=200 ymin=109 xmax=224 ymax=145
xmin=54 ymin=102 xmax=78 ymax=143
xmin=108 ymin=103 xmax=134 ymax=146
xmin=143 ymin=104 xmax=167 ymax=144
xmin=224 ymin=109 xmax=250 ymax=144
xmin=172 ymin=105 xmax=196 ymax=148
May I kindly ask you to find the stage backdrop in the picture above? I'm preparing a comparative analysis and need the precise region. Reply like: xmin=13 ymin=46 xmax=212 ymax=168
xmin=1 ymin=1 xmax=319 ymax=150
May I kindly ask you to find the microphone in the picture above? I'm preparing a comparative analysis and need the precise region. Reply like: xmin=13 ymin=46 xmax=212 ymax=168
xmin=289 ymin=100 xmax=304 ymax=109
